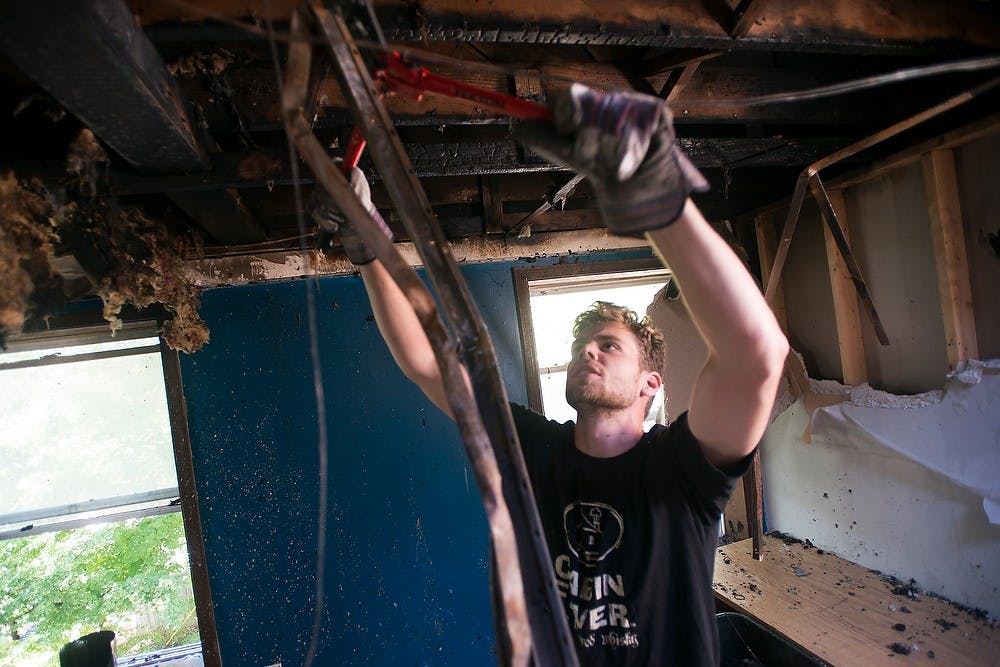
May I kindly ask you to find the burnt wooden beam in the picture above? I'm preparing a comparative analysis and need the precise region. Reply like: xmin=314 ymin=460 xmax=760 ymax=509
xmin=131 ymin=0 xmax=1000 ymax=54
xmin=182 ymin=57 xmax=903 ymax=132
xmin=480 ymin=175 xmax=505 ymax=234
xmin=110 ymin=137 xmax=850 ymax=194
xmin=729 ymin=0 xmax=766 ymax=39
xmin=0 ymin=0 xmax=209 ymax=173
xmin=167 ymin=190 xmax=267 ymax=245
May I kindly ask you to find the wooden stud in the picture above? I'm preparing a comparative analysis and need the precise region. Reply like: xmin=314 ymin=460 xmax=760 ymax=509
xmin=754 ymin=211 xmax=788 ymax=332
xmin=923 ymin=149 xmax=979 ymax=368
xmin=822 ymin=189 xmax=868 ymax=385
xmin=832 ymin=114 xmax=1000 ymax=191
xmin=743 ymin=452 xmax=764 ymax=561
xmin=480 ymin=175 xmax=505 ymax=234
xmin=722 ymin=477 xmax=749 ymax=542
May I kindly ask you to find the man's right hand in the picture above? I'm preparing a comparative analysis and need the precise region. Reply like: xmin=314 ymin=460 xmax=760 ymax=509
xmin=308 ymin=166 xmax=393 ymax=265
xmin=516 ymin=83 xmax=709 ymax=238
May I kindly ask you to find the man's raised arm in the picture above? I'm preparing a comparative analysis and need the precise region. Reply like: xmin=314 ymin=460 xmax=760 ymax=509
xmin=310 ymin=166 xmax=459 ymax=418
xmin=516 ymin=84 xmax=788 ymax=468
xmin=647 ymin=205 xmax=788 ymax=468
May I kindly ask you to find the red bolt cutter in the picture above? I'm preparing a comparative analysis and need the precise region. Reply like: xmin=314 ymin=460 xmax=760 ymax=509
xmin=340 ymin=51 xmax=553 ymax=173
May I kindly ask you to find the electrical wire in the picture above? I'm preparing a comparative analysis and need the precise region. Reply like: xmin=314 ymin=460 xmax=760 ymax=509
xmin=262 ymin=5 xmax=329 ymax=667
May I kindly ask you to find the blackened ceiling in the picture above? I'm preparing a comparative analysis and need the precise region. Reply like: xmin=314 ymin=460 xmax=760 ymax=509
xmin=1 ymin=0 xmax=998 ymax=266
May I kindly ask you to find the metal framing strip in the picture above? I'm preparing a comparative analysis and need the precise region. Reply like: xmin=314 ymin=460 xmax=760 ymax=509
xmin=281 ymin=8 xmax=574 ymax=666
xmin=310 ymin=10 xmax=577 ymax=665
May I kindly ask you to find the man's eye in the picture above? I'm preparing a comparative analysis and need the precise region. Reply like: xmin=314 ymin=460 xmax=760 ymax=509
xmin=603 ymin=342 xmax=620 ymax=351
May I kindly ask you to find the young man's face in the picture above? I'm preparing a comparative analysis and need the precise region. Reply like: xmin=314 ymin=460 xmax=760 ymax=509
xmin=565 ymin=321 xmax=654 ymax=412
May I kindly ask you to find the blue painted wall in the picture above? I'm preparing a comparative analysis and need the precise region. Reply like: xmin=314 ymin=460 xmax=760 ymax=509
xmin=179 ymin=252 xmax=648 ymax=666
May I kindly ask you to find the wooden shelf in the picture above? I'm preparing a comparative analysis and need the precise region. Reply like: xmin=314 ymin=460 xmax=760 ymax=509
xmin=714 ymin=536 xmax=999 ymax=666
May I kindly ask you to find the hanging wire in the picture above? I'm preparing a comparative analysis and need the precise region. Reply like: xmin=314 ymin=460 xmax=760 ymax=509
xmin=262 ymin=4 xmax=329 ymax=666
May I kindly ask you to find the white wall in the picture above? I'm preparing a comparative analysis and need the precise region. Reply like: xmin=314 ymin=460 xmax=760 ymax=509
xmin=847 ymin=163 xmax=950 ymax=393
xmin=762 ymin=398 xmax=1000 ymax=616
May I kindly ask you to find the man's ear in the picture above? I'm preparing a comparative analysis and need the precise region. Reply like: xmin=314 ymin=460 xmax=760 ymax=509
xmin=641 ymin=371 xmax=662 ymax=397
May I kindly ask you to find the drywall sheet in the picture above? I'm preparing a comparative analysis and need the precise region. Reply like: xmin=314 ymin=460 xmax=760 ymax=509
xmin=811 ymin=360 xmax=1000 ymax=522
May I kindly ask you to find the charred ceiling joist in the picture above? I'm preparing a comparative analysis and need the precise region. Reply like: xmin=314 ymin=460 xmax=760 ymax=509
xmin=0 ymin=0 xmax=267 ymax=246
xmin=1 ymin=0 xmax=999 ymax=276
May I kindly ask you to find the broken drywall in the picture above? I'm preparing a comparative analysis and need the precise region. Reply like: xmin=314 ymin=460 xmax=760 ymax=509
xmin=810 ymin=359 xmax=1000 ymax=522
xmin=762 ymin=359 xmax=1000 ymax=616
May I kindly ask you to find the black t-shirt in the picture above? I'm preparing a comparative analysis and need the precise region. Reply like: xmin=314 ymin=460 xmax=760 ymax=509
xmin=510 ymin=403 xmax=752 ymax=667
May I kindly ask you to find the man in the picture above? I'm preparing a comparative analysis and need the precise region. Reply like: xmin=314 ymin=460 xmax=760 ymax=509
xmin=312 ymin=84 xmax=788 ymax=665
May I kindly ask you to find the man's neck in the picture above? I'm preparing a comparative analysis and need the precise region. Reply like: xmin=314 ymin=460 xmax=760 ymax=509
xmin=573 ymin=408 xmax=646 ymax=458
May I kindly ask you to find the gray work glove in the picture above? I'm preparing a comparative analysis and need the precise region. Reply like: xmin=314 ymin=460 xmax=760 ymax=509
xmin=516 ymin=83 xmax=709 ymax=237
xmin=308 ymin=165 xmax=393 ymax=265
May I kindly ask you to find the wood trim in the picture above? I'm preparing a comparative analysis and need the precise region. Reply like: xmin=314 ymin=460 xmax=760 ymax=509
xmin=922 ymin=149 xmax=979 ymax=368
xmin=513 ymin=268 xmax=544 ymax=412
xmin=161 ymin=343 xmax=221 ymax=667
xmin=822 ymin=189 xmax=868 ymax=385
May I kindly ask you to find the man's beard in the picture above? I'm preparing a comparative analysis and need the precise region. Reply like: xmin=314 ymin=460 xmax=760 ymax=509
xmin=566 ymin=378 xmax=635 ymax=412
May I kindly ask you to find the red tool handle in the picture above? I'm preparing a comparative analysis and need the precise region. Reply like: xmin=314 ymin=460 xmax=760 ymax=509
xmin=380 ymin=52 xmax=554 ymax=121
xmin=338 ymin=53 xmax=552 ymax=176
xmin=341 ymin=126 xmax=366 ymax=174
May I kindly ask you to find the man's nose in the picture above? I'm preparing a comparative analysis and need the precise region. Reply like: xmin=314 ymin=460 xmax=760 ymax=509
xmin=577 ymin=341 xmax=597 ymax=360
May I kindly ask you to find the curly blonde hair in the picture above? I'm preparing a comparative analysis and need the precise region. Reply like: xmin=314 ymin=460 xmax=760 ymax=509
xmin=572 ymin=301 xmax=665 ymax=374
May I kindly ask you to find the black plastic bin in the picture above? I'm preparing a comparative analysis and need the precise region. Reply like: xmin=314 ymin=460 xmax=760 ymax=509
xmin=717 ymin=612 xmax=830 ymax=667
xmin=58 ymin=630 xmax=116 ymax=667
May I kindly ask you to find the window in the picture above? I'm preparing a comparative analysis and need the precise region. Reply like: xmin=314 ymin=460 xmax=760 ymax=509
xmin=514 ymin=258 xmax=671 ymax=426
xmin=0 ymin=323 xmax=213 ymax=666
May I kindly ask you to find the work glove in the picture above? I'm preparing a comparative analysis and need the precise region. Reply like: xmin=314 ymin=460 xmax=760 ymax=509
xmin=516 ymin=83 xmax=709 ymax=237
xmin=308 ymin=165 xmax=393 ymax=265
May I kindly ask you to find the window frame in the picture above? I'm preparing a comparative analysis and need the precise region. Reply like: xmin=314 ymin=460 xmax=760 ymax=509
xmin=0 ymin=317 xmax=221 ymax=667
xmin=513 ymin=257 xmax=670 ymax=414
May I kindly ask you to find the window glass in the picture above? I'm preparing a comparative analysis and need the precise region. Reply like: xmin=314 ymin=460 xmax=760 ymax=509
xmin=516 ymin=261 xmax=669 ymax=425
xmin=0 ymin=325 xmax=201 ymax=666
xmin=0 ymin=335 xmax=177 ymax=531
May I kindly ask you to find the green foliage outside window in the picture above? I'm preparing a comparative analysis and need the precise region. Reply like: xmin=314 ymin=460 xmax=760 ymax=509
xmin=0 ymin=513 xmax=199 ymax=667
